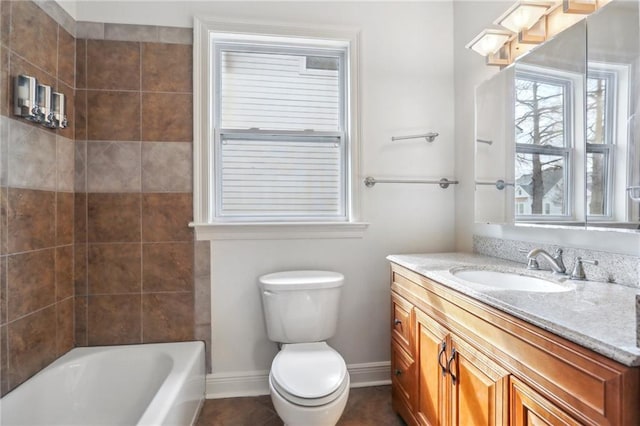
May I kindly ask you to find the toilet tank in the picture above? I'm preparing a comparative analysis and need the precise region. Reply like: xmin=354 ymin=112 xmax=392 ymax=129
xmin=258 ymin=271 xmax=344 ymax=343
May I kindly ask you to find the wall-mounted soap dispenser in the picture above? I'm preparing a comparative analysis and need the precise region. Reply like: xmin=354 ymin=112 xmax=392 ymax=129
xmin=51 ymin=92 xmax=68 ymax=129
xmin=13 ymin=75 xmax=68 ymax=129
xmin=37 ymin=83 xmax=53 ymax=127
xmin=13 ymin=75 xmax=39 ymax=121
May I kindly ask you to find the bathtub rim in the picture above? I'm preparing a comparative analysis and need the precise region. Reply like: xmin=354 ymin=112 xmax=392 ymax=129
xmin=0 ymin=341 xmax=206 ymax=426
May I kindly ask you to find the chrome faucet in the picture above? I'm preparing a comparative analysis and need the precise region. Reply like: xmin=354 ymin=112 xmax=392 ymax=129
xmin=526 ymin=248 xmax=567 ymax=275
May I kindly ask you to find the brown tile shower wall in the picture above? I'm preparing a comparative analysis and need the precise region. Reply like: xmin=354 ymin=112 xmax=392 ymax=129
xmin=0 ymin=0 xmax=212 ymax=395
xmin=0 ymin=1 xmax=76 ymax=395
xmin=74 ymin=34 xmax=199 ymax=347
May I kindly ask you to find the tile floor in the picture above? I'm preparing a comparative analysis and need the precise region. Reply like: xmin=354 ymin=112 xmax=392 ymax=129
xmin=196 ymin=385 xmax=407 ymax=426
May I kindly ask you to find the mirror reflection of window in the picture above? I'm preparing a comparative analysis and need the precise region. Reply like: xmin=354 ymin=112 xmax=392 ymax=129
xmin=586 ymin=70 xmax=615 ymax=218
xmin=585 ymin=0 xmax=638 ymax=230
xmin=514 ymin=69 xmax=572 ymax=219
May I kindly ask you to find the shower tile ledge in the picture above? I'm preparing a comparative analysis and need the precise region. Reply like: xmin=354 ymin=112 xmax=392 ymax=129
xmin=387 ymin=252 xmax=640 ymax=367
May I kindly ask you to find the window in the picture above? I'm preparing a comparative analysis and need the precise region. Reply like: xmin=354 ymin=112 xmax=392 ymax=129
xmin=214 ymin=44 xmax=347 ymax=221
xmin=586 ymin=69 xmax=616 ymax=218
xmin=193 ymin=19 xmax=364 ymax=237
xmin=514 ymin=69 xmax=573 ymax=219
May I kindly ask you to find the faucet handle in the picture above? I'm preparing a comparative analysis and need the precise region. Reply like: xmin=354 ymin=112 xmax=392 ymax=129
xmin=526 ymin=254 xmax=540 ymax=270
xmin=519 ymin=248 xmax=539 ymax=269
xmin=570 ymin=257 xmax=599 ymax=280
xmin=526 ymin=258 xmax=540 ymax=270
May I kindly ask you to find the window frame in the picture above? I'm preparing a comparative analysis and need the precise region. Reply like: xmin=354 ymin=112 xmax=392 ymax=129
xmin=514 ymin=68 xmax=575 ymax=222
xmin=192 ymin=18 xmax=366 ymax=240
xmin=213 ymin=42 xmax=348 ymax=222
xmin=585 ymin=67 xmax=617 ymax=220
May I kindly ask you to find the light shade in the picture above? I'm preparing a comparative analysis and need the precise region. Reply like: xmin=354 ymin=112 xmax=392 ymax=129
xmin=496 ymin=3 xmax=550 ymax=33
xmin=466 ymin=29 xmax=512 ymax=56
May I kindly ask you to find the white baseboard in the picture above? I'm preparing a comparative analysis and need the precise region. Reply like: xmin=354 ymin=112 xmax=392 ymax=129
xmin=346 ymin=361 xmax=392 ymax=388
xmin=206 ymin=361 xmax=391 ymax=399
xmin=206 ymin=369 xmax=271 ymax=399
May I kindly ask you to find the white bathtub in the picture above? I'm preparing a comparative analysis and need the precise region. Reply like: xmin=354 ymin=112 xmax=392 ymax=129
xmin=0 ymin=341 xmax=205 ymax=426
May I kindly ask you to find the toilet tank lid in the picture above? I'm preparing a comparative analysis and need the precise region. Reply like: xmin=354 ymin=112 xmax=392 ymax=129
xmin=259 ymin=270 xmax=344 ymax=290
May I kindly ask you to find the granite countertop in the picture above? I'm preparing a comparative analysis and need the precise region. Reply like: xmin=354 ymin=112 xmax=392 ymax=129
xmin=387 ymin=252 xmax=640 ymax=367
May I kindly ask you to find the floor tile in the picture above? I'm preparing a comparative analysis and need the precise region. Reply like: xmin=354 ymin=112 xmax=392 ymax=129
xmin=196 ymin=386 xmax=406 ymax=426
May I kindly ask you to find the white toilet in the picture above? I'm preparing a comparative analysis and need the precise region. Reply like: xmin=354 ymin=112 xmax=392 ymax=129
xmin=258 ymin=270 xmax=350 ymax=426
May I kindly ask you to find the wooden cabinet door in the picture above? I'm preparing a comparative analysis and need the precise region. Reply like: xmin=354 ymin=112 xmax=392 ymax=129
xmin=415 ymin=309 xmax=449 ymax=426
xmin=391 ymin=342 xmax=416 ymax=410
xmin=510 ymin=377 xmax=581 ymax=426
xmin=392 ymin=341 xmax=417 ymax=425
xmin=391 ymin=292 xmax=414 ymax=353
xmin=448 ymin=334 xmax=509 ymax=426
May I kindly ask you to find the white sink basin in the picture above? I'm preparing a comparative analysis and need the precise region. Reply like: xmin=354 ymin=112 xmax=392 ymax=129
xmin=452 ymin=269 xmax=574 ymax=293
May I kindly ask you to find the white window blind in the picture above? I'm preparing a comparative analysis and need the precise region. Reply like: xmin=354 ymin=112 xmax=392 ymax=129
xmin=220 ymin=136 xmax=342 ymax=217
xmin=220 ymin=51 xmax=340 ymax=132
xmin=214 ymin=43 xmax=348 ymax=221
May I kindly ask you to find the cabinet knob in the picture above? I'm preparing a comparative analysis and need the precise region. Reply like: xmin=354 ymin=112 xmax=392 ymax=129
xmin=394 ymin=369 xmax=402 ymax=376
xmin=394 ymin=319 xmax=402 ymax=326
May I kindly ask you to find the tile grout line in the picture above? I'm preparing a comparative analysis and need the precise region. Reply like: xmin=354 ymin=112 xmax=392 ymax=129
xmin=83 ymin=40 xmax=89 ymax=346
xmin=139 ymin=43 xmax=144 ymax=344
xmin=70 ymin=31 xmax=77 ymax=350
xmin=8 ymin=50 xmax=58 ymax=85
xmin=3 ymin=298 xmax=70 ymax=331
xmin=3 ymin=1 xmax=12 ymax=390
xmin=54 ymin=25 xmax=60 ymax=356
xmin=87 ymin=89 xmax=192 ymax=95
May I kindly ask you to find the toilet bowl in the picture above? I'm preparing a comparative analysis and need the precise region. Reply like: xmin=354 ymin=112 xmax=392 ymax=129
xmin=269 ymin=342 xmax=350 ymax=426
xmin=258 ymin=270 xmax=349 ymax=426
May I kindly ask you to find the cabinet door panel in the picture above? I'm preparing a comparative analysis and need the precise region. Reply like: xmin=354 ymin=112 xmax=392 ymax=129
xmin=510 ymin=377 xmax=581 ymax=426
xmin=392 ymin=292 xmax=414 ymax=353
xmin=449 ymin=335 xmax=509 ymax=426
xmin=392 ymin=342 xmax=416 ymax=410
xmin=415 ymin=310 xmax=448 ymax=426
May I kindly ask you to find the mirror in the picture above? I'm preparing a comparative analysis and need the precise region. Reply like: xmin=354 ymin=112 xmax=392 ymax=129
xmin=586 ymin=0 xmax=640 ymax=230
xmin=474 ymin=0 xmax=640 ymax=232
xmin=474 ymin=20 xmax=587 ymax=226
xmin=513 ymin=20 xmax=586 ymax=225
xmin=474 ymin=67 xmax=515 ymax=224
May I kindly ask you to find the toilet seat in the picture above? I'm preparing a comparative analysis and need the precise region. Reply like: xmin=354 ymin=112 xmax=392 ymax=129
xmin=270 ymin=342 xmax=348 ymax=407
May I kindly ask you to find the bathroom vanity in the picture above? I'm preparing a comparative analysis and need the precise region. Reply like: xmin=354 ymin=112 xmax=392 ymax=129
xmin=388 ymin=253 xmax=640 ymax=425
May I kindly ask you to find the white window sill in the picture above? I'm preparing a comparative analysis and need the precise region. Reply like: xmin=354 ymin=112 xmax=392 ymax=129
xmin=190 ymin=221 xmax=369 ymax=240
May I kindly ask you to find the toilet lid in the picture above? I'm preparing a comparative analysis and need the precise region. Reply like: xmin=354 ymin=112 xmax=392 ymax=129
xmin=271 ymin=342 xmax=347 ymax=403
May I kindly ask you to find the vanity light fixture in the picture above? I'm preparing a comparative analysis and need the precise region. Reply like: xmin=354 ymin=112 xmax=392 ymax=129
xmin=496 ymin=2 xmax=551 ymax=34
xmin=469 ymin=0 xmax=602 ymax=67
xmin=13 ymin=75 xmax=68 ymax=129
xmin=465 ymin=29 xmax=512 ymax=57
xmin=563 ymin=0 xmax=596 ymax=14
xmin=496 ymin=1 xmax=552 ymax=44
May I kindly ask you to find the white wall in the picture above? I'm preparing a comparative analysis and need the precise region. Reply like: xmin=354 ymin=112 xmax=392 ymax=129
xmin=70 ymin=1 xmax=457 ymax=375
xmin=205 ymin=2 xmax=456 ymax=376
xmin=453 ymin=1 xmax=640 ymax=256
xmin=65 ymin=0 xmax=640 ymax=381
